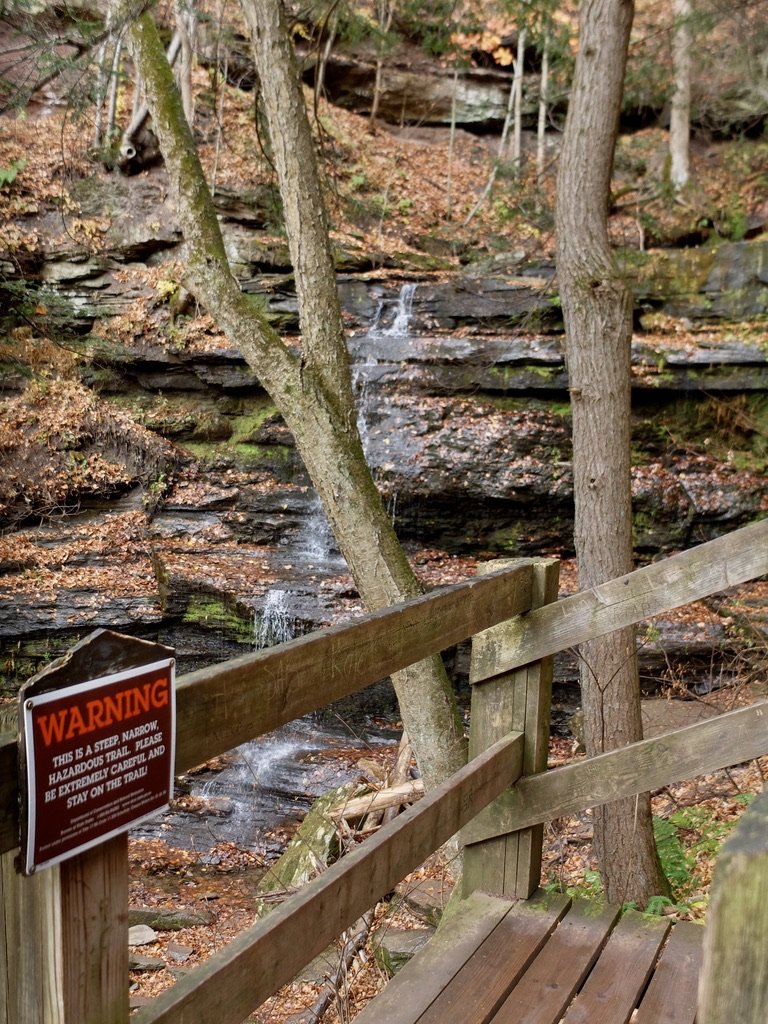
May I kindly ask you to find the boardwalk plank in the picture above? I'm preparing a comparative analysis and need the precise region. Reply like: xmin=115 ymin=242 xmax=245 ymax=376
xmin=417 ymin=892 xmax=570 ymax=1024
xmin=560 ymin=911 xmax=670 ymax=1024
xmin=490 ymin=901 xmax=621 ymax=1024
xmin=635 ymin=921 xmax=703 ymax=1024
xmin=353 ymin=892 xmax=512 ymax=1024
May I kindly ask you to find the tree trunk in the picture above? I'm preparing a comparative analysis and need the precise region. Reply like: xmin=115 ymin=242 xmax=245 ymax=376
xmin=511 ymin=28 xmax=526 ymax=170
xmin=554 ymin=0 xmax=669 ymax=906
xmin=536 ymin=34 xmax=549 ymax=202
xmin=174 ymin=0 xmax=196 ymax=128
xmin=369 ymin=0 xmax=394 ymax=130
xmin=126 ymin=8 xmax=466 ymax=790
xmin=669 ymin=0 xmax=692 ymax=189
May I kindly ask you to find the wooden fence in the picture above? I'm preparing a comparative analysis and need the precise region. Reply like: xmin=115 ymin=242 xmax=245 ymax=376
xmin=1 ymin=518 xmax=766 ymax=1024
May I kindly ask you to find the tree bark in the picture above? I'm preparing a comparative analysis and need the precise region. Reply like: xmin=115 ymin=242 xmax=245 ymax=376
xmin=511 ymin=28 xmax=526 ymax=170
xmin=554 ymin=0 xmax=669 ymax=906
xmin=669 ymin=0 xmax=692 ymax=189
xmin=126 ymin=8 xmax=466 ymax=790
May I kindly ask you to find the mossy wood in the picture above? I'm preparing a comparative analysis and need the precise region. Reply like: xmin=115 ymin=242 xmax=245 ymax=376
xmin=131 ymin=732 xmax=524 ymax=1024
xmin=699 ymin=788 xmax=768 ymax=1023
xmin=463 ymin=558 xmax=559 ymax=899
xmin=478 ymin=517 xmax=768 ymax=677
xmin=463 ymin=701 xmax=768 ymax=846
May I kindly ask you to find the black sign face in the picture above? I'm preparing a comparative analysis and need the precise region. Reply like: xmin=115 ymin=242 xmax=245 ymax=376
xmin=22 ymin=658 xmax=175 ymax=873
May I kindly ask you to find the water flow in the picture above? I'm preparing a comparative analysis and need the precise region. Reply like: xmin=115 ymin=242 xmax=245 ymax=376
xmin=254 ymin=588 xmax=296 ymax=649
xmin=368 ymin=282 xmax=417 ymax=337
xmin=294 ymin=492 xmax=337 ymax=566
xmin=383 ymin=282 xmax=417 ymax=336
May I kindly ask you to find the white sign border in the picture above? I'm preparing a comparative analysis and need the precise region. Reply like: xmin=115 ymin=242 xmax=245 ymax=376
xmin=23 ymin=657 xmax=176 ymax=873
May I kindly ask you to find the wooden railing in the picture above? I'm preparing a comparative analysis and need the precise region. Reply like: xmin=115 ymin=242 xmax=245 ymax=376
xmin=0 ymin=518 xmax=766 ymax=1024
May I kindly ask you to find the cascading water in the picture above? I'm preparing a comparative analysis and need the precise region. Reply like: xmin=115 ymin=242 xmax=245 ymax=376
xmin=135 ymin=285 xmax=420 ymax=859
xmin=368 ymin=282 xmax=417 ymax=338
xmin=383 ymin=282 xmax=417 ymax=336
xmin=254 ymin=587 xmax=296 ymax=649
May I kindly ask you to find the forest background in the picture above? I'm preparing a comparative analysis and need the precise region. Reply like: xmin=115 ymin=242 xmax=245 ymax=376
xmin=0 ymin=0 xmax=767 ymax=1016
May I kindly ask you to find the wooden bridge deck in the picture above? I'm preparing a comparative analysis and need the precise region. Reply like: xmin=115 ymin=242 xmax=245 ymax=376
xmin=356 ymin=891 xmax=703 ymax=1024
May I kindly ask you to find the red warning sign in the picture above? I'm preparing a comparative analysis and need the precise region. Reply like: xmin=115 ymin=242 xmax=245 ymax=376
xmin=22 ymin=658 xmax=175 ymax=873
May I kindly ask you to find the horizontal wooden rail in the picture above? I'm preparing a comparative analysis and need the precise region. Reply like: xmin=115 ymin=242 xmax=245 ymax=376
xmin=478 ymin=518 xmax=768 ymax=679
xmin=133 ymin=731 xmax=525 ymax=1024
xmin=462 ymin=702 xmax=768 ymax=846
xmin=0 ymin=565 xmax=534 ymax=855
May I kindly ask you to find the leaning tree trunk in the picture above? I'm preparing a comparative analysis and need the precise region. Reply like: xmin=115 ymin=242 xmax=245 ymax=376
xmin=126 ymin=9 xmax=466 ymax=791
xmin=555 ymin=0 xmax=669 ymax=905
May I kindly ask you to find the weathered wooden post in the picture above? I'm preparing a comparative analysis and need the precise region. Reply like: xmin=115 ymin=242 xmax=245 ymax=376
xmin=699 ymin=784 xmax=768 ymax=1023
xmin=462 ymin=557 xmax=559 ymax=899
xmin=2 ymin=629 xmax=175 ymax=1024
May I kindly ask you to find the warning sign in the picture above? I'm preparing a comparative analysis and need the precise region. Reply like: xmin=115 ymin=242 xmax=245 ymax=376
xmin=22 ymin=658 xmax=175 ymax=873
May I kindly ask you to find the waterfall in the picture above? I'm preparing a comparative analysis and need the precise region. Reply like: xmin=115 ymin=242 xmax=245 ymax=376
xmin=369 ymin=282 xmax=417 ymax=338
xmin=383 ymin=282 xmax=417 ymax=336
xmin=254 ymin=588 xmax=296 ymax=649
xmin=296 ymin=492 xmax=338 ymax=567
xmin=353 ymin=355 xmax=377 ymax=454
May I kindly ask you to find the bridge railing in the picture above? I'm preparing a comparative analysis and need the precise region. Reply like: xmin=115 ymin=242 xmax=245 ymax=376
xmin=0 ymin=517 xmax=766 ymax=1024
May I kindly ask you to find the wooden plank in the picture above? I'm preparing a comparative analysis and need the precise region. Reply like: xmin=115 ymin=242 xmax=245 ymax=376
xmin=60 ymin=835 xmax=129 ymax=1024
xmin=634 ymin=921 xmax=702 ymax=1024
xmin=0 ymin=567 xmax=532 ymax=857
xmin=352 ymin=892 xmax=514 ymax=1024
xmin=0 ymin=849 xmax=63 ymax=1024
xmin=699 ymin=787 xmax=768 ymax=1024
xmin=490 ymin=901 xmax=621 ymax=1024
xmin=560 ymin=911 xmax=670 ymax=1024
xmin=173 ymin=565 xmax=533 ymax=775
xmin=464 ymin=559 xmax=558 ymax=899
xmin=133 ymin=731 xmax=524 ymax=1024
xmin=479 ymin=518 xmax=768 ymax=677
xmin=417 ymin=892 xmax=570 ymax=1024
xmin=0 ymin=741 xmax=17 ymax=864
xmin=464 ymin=701 xmax=768 ymax=845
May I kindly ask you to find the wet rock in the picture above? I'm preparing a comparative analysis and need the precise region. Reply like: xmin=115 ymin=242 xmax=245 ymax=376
xmin=300 ymin=53 xmax=535 ymax=128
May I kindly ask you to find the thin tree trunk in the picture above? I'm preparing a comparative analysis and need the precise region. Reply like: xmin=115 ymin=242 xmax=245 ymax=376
xmin=511 ymin=28 xmax=526 ymax=170
xmin=669 ymin=0 xmax=692 ymax=189
xmin=175 ymin=0 xmax=196 ymax=127
xmin=554 ymin=0 xmax=669 ymax=906
xmin=446 ymin=67 xmax=458 ymax=220
xmin=105 ymin=34 xmax=123 ymax=142
xmin=369 ymin=0 xmax=394 ymax=130
xmin=126 ymin=8 xmax=466 ymax=791
xmin=92 ymin=39 xmax=109 ymax=147
xmin=464 ymin=76 xmax=515 ymax=225
xmin=536 ymin=34 xmax=549 ymax=203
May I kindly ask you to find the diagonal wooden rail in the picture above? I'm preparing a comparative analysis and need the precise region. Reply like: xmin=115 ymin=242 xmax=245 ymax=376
xmin=1 ymin=518 xmax=766 ymax=1024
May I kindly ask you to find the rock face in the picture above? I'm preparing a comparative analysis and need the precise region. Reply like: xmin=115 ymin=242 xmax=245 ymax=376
xmin=1 ymin=166 xmax=767 ymax=698
xmin=300 ymin=54 xmax=537 ymax=128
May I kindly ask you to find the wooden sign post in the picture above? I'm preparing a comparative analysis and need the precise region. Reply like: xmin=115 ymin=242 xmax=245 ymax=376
xmin=15 ymin=629 xmax=175 ymax=1024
